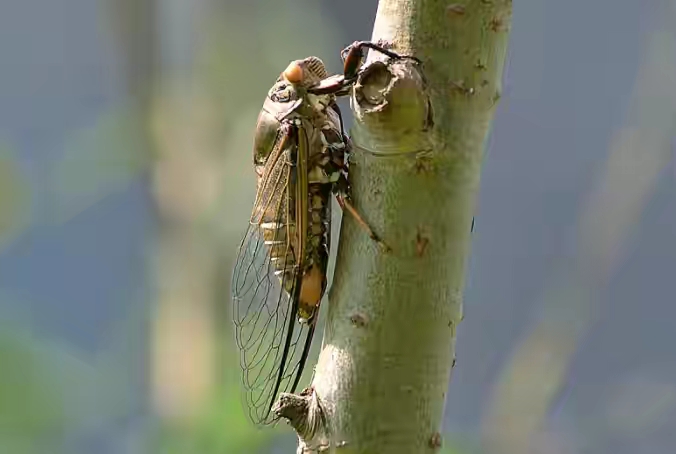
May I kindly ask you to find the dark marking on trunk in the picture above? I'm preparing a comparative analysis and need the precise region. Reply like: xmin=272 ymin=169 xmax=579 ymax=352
xmin=429 ymin=432 xmax=442 ymax=450
xmin=423 ymin=98 xmax=435 ymax=131
xmin=349 ymin=312 xmax=369 ymax=327
xmin=414 ymin=153 xmax=433 ymax=173
xmin=451 ymin=80 xmax=475 ymax=96
xmin=447 ymin=4 xmax=466 ymax=16
xmin=415 ymin=228 xmax=430 ymax=257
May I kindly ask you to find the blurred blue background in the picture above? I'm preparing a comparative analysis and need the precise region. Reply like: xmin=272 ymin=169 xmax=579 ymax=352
xmin=0 ymin=0 xmax=675 ymax=453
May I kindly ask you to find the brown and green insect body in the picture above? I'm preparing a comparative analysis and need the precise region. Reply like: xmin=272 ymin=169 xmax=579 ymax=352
xmin=232 ymin=43 xmax=418 ymax=426
xmin=251 ymin=57 xmax=347 ymax=324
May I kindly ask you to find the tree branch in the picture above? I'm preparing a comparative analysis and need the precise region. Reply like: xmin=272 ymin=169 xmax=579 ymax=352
xmin=275 ymin=0 xmax=512 ymax=451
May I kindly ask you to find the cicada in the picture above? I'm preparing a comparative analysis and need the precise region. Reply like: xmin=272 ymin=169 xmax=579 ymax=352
xmin=231 ymin=41 xmax=417 ymax=425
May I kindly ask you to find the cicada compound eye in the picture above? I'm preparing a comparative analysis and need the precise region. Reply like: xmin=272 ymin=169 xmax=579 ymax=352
xmin=283 ymin=61 xmax=304 ymax=85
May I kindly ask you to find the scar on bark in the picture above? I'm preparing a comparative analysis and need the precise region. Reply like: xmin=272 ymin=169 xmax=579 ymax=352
xmin=429 ymin=432 xmax=442 ymax=449
xmin=415 ymin=227 xmax=430 ymax=257
xmin=272 ymin=387 xmax=327 ymax=441
xmin=423 ymin=98 xmax=434 ymax=130
xmin=489 ymin=16 xmax=504 ymax=32
xmin=414 ymin=154 xmax=433 ymax=173
xmin=447 ymin=4 xmax=466 ymax=16
xmin=350 ymin=312 xmax=369 ymax=327
xmin=451 ymin=80 xmax=475 ymax=95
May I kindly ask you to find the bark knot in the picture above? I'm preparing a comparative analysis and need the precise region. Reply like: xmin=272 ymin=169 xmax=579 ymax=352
xmin=447 ymin=4 xmax=466 ymax=16
xmin=350 ymin=312 xmax=369 ymax=327
xmin=429 ymin=432 xmax=443 ymax=449
xmin=273 ymin=387 xmax=327 ymax=442
xmin=415 ymin=228 xmax=430 ymax=257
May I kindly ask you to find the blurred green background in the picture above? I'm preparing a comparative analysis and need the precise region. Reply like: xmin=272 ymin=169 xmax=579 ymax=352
xmin=0 ymin=0 xmax=675 ymax=453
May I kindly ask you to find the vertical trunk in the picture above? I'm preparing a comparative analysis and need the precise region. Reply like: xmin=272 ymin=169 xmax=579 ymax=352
xmin=275 ymin=1 xmax=513 ymax=452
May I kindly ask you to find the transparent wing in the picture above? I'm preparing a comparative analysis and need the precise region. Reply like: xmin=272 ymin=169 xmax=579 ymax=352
xmin=231 ymin=124 xmax=315 ymax=425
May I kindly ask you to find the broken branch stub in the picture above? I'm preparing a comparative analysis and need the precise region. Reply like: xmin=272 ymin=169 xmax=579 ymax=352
xmin=351 ymin=58 xmax=432 ymax=157
xmin=273 ymin=388 xmax=331 ymax=452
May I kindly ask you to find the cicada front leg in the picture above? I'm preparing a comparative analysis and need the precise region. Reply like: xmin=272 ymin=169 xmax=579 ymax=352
xmin=341 ymin=40 xmax=422 ymax=79
xmin=307 ymin=40 xmax=421 ymax=96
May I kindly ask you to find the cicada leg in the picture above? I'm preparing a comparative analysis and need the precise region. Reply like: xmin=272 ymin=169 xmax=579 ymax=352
xmin=305 ymin=74 xmax=352 ymax=97
xmin=307 ymin=40 xmax=420 ymax=96
xmin=333 ymin=174 xmax=391 ymax=252
xmin=341 ymin=40 xmax=422 ymax=80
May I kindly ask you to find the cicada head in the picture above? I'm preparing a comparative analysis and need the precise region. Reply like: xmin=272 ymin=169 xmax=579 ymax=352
xmin=253 ymin=56 xmax=331 ymax=168
xmin=281 ymin=56 xmax=328 ymax=88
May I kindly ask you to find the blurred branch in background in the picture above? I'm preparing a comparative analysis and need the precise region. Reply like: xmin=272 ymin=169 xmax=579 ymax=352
xmin=148 ymin=0 xmax=218 ymax=426
xmin=0 ymin=142 xmax=31 ymax=248
xmin=481 ymin=4 xmax=676 ymax=453
xmin=0 ymin=326 xmax=69 ymax=454
xmin=111 ymin=0 xmax=344 ymax=451
xmin=0 ymin=317 xmax=131 ymax=454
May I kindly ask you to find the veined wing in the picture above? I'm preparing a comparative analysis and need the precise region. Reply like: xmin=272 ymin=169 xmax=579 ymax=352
xmin=231 ymin=121 xmax=315 ymax=425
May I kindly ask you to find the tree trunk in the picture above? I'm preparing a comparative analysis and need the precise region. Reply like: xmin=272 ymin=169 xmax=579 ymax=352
xmin=275 ymin=0 xmax=512 ymax=452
